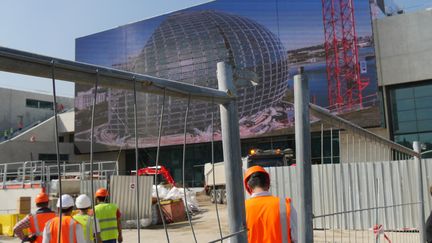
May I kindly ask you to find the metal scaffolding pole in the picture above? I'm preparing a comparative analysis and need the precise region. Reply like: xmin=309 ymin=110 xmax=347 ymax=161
xmin=217 ymin=62 xmax=247 ymax=243
xmin=0 ymin=46 xmax=232 ymax=104
xmin=413 ymin=141 xmax=426 ymax=243
xmin=294 ymin=67 xmax=314 ymax=242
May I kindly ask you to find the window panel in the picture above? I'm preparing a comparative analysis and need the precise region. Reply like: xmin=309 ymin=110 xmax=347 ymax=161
xmin=414 ymin=84 xmax=432 ymax=98
xmin=417 ymin=108 xmax=432 ymax=120
xmin=392 ymin=87 xmax=414 ymax=100
xmin=39 ymin=101 xmax=53 ymax=110
xmin=415 ymin=97 xmax=432 ymax=109
xmin=394 ymin=134 xmax=418 ymax=148
xmin=417 ymin=120 xmax=432 ymax=132
xmin=394 ymin=99 xmax=415 ymax=111
xmin=26 ymin=99 xmax=39 ymax=108
xmin=393 ymin=121 xmax=417 ymax=134
xmin=395 ymin=110 xmax=416 ymax=122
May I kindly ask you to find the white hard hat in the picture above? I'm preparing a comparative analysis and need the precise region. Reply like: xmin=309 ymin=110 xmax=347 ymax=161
xmin=56 ymin=194 xmax=74 ymax=209
xmin=75 ymin=194 xmax=92 ymax=209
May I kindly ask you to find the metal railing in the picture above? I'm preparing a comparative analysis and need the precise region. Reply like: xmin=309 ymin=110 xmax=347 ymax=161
xmin=0 ymin=160 xmax=118 ymax=189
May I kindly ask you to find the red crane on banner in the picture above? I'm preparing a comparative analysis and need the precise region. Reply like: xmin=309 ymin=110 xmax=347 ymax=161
xmin=321 ymin=0 xmax=369 ymax=111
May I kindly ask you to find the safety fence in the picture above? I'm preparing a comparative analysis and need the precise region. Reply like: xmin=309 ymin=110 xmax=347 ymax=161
xmin=0 ymin=46 xmax=248 ymax=243
xmin=289 ymin=68 xmax=426 ymax=242
xmin=268 ymin=159 xmax=430 ymax=242
xmin=110 ymin=176 xmax=153 ymax=222
xmin=0 ymin=160 xmax=118 ymax=189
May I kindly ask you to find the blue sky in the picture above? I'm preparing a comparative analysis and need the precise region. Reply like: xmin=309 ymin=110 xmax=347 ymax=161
xmin=0 ymin=0 xmax=430 ymax=97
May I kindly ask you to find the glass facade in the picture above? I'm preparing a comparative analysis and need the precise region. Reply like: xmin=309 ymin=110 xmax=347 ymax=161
xmin=125 ymin=132 xmax=340 ymax=187
xmin=389 ymin=80 xmax=432 ymax=156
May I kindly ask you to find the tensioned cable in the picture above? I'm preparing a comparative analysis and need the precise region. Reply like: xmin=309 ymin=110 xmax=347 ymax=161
xmin=154 ymin=89 xmax=171 ymax=243
xmin=90 ymin=70 xmax=100 ymax=243
xmin=133 ymin=77 xmax=141 ymax=242
xmin=211 ymin=97 xmax=224 ymax=242
xmin=51 ymin=61 xmax=63 ymax=243
xmin=182 ymin=95 xmax=198 ymax=243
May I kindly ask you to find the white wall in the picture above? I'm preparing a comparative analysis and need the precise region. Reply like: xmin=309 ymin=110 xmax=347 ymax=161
xmin=0 ymin=111 xmax=76 ymax=162
xmin=0 ymin=87 xmax=73 ymax=132
xmin=374 ymin=9 xmax=432 ymax=86
xmin=339 ymin=127 xmax=391 ymax=163
xmin=0 ymin=188 xmax=42 ymax=214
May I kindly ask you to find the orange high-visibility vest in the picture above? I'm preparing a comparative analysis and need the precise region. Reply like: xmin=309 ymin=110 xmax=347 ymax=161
xmin=245 ymin=195 xmax=292 ymax=243
xmin=45 ymin=216 xmax=79 ymax=243
xmin=28 ymin=211 xmax=56 ymax=243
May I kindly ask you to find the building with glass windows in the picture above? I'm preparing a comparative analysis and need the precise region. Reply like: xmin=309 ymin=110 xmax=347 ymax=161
xmin=374 ymin=9 xmax=432 ymax=156
xmin=72 ymin=3 xmax=432 ymax=185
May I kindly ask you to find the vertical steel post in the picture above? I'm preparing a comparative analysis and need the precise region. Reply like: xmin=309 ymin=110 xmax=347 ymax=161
xmin=2 ymin=164 xmax=7 ymax=188
xmin=217 ymin=62 xmax=247 ymax=243
xmin=413 ymin=141 xmax=425 ymax=243
xmin=294 ymin=67 xmax=314 ymax=243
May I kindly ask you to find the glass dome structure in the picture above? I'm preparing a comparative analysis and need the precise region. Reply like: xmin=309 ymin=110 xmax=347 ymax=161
xmin=108 ymin=10 xmax=289 ymax=138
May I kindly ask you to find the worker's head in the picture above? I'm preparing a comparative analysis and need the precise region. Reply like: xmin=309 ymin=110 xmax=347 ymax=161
xmin=75 ymin=194 xmax=92 ymax=211
xmin=95 ymin=188 xmax=108 ymax=203
xmin=35 ymin=192 xmax=50 ymax=208
xmin=244 ymin=166 xmax=270 ymax=194
xmin=56 ymin=194 xmax=75 ymax=215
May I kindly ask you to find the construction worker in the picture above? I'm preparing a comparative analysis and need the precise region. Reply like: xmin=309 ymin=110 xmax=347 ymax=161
xmin=74 ymin=194 xmax=102 ymax=243
xmin=244 ymin=166 xmax=298 ymax=243
xmin=426 ymin=186 xmax=432 ymax=242
xmin=13 ymin=192 xmax=56 ymax=243
xmin=42 ymin=194 xmax=85 ymax=243
xmin=94 ymin=188 xmax=123 ymax=243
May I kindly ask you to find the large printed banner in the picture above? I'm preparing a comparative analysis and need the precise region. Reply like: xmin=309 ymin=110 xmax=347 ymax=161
xmin=75 ymin=0 xmax=378 ymax=152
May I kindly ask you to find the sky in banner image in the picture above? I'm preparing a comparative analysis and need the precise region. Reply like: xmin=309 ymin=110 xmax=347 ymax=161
xmin=73 ymin=0 xmax=379 ymax=152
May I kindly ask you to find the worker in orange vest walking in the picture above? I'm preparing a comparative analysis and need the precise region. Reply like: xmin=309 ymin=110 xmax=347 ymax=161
xmin=13 ymin=192 xmax=56 ymax=243
xmin=42 ymin=194 xmax=85 ymax=243
xmin=244 ymin=166 xmax=298 ymax=243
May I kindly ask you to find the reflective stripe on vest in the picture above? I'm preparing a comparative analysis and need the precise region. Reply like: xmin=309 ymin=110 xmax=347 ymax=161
xmin=32 ymin=213 xmax=41 ymax=235
xmin=46 ymin=216 xmax=78 ymax=243
xmin=279 ymin=197 xmax=288 ymax=243
xmin=95 ymin=203 xmax=118 ymax=241
xmin=29 ymin=211 xmax=56 ymax=243
xmin=69 ymin=218 xmax=76 ymax=243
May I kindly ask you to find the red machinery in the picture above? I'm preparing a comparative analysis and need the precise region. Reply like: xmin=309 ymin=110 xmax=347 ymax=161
xmin=321 ymin=0 xmax=369 ymax=111
xmin=137 ymin=166 xmax=176 ymax=186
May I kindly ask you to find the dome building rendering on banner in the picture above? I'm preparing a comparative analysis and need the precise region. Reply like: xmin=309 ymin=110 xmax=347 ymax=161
xmin=106 ymin=10 xmax=289 ymax=140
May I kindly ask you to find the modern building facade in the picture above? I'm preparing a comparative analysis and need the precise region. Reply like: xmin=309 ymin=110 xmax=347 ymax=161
xmin=72 ymin=2 xmax=432 ymax=185
xmin=0 ymin=87 xmax=73 ymax=138
xmin=0 ymin=110 xmax=75 ymax=163
xmin=374 ymin=9 xmax=432 ymax=156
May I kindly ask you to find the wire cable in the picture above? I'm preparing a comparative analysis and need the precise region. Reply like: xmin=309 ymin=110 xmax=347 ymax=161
xmin=90 ymin=70 xmax=100 ymax=243
xmin=51 ymin=61 xmax=62 ymax=243
xmin=133 ymin=77 xmax=141 ymax=242
xmin=182 ymin=95 xmax=198 ymax=243
xmin=211 ymin=98 xmax=224 ymax=242
xmin=154 ymin=89 xmax=171 ymax=243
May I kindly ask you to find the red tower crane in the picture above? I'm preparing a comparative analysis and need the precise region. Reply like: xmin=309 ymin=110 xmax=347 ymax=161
xmin=321 ymin=0 xmax=369 ymax=111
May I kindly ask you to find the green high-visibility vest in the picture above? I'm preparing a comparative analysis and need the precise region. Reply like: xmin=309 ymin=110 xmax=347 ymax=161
xmin=73 ymin=214 xmax=95 ymax=242
xmin=95 ymin=203 xmax=118 ymax=241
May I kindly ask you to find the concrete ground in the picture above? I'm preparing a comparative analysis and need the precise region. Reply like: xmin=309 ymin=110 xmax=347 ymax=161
xmin=121 ymin=194 xmax=231 ymax=243
xmin=1 ymin=193 xmax=231 ymax=243
xmin=1 ymin=194 xmax=420 ymax=243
